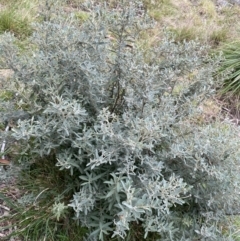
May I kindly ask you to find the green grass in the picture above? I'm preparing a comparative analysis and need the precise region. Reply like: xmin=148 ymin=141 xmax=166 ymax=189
xmin=0 ymin=156 xmax=164 ymax=241
xmin=219 ymin=41 xmax=240 ymax=96
xmin=0 ymin=0 xmax=38 ymax=39
xmin=74 ymin=11 xmax=90 ymax=22
xmin=0 ymin=158 xmax=88 ymax=241
xmin=220 ymin=216 xmax=240 ymax=241
xmin=0 ymin=9 xmax=31 ymax=38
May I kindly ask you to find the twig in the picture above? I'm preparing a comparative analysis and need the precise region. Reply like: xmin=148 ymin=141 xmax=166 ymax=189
xmin=1 ymin=125 xmax=9 ymax=160
xmin=0 ymin=204 xmax=10 ymax=211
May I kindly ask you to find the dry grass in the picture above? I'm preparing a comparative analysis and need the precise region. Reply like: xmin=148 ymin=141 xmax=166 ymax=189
xmin=144 ymin=0 xmax=240 ymax=47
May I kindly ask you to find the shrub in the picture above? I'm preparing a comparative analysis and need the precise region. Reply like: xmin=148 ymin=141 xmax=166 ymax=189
xmin=1 ymin=1 xmax=240 ymax=240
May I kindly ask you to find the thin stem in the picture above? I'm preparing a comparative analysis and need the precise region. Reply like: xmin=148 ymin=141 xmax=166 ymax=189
xmin=1 ymin=125 xmax=9 ymax=159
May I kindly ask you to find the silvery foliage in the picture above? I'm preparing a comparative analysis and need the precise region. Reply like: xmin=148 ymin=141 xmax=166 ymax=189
xmin=0 ymin=1 xmax=240 ymax=240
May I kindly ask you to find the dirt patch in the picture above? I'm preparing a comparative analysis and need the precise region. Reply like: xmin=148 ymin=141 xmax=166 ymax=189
xmin=0 ymin=69 xmax=13 ymax=79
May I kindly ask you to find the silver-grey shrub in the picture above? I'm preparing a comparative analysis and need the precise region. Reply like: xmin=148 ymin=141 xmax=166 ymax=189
xmin=0 ymin=1 xmax=240 ymax=240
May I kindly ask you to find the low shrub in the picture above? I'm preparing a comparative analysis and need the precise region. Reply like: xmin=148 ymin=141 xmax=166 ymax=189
xmin=1 ymin=1 xmax=240 ymax=240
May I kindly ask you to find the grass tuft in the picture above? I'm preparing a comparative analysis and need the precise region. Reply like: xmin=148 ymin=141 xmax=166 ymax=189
xmin=1 ymin=158 xmax=88 ymax=241
xmin=0 ymin=9 xmax=31 ymax=38
xmin=200 ymin=0 xmax=217 ymax=18
xmin=170 ymin=26 xmax=197 ymax=42
xmin=0 ymin=0 xmax=39 ymax=39
xmin=209 ymin=28 xmax=228 ymax=46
